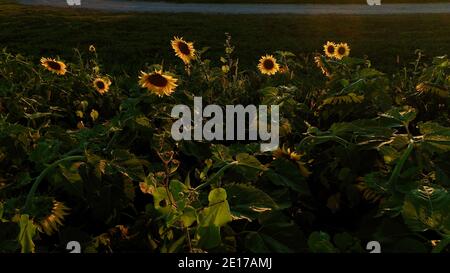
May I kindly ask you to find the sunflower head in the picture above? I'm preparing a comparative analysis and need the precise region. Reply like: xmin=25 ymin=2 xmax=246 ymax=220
xmin=335 ymin=43 xmax=351 ymax=60
xmin=258 ymin=55 xmax=280 ymax=75
xmin=323 ymin=41 xmax=337 ymax=58
xmin=93 ymin=77 xmax=111 ymax=95
xmin=40 ymin=57 xmax=67 ymax=75
xmin=139 ymin=70 xmax=178 ymax=97
xmin=171 ymin=37 xmax=196 ymax=64
xmin=33 ymin=199 xmax=70 ymax=236
xmin=273 ymin=146 xmax=311 ymax=177
xmin=314 ymin=55 xmax=330 ymax=77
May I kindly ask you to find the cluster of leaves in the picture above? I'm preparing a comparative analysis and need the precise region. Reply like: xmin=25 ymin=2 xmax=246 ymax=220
xmin=0 ymin=38 xmax=449 ymax=253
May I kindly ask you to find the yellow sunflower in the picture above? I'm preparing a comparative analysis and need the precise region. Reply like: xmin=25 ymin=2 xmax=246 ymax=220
xmin=171 ymin=37 xmax=196 ymax=64
xmin=40 ymin=57 xmax=67 ymax=75
xmin=257 ymin=55 xmax=280 ymax=75
xmin=323 ymin=41 xmax=337 ymax=58
xmin=334 ymin=43 xmax=351 ymax=60
xmin=273 ymin=146 xmax=311 ymax=177
xmin=36 ymin=200 xmax=70 ymax=236
xmin=314 ymin=55 xmax=330 ymax=77
xmin=139 ymin=70 xmax=178 ymax=96
xmin=93 ymin=77 xmax=111 ymax=95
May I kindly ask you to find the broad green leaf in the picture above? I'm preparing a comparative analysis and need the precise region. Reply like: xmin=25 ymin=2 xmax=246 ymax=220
xmin=18 ymin=214 xmax=36 ymax=253
xmin=245 ymin=210 xmax=307 ymax=253
xmin=225 ymin=183 xmax=278 ymax=221
xmin=266 ymin=158 xmax=310 ymax=195
xmin=308 ymin=231 xmax=338 ymax=253
xmin=402 ymin=186 xmax=450 ymax=234
xmin=180 ymin=206 xmax=197 ymax=227
xmin=197 ymin=188 xmax=233 ymax=249
xmin=200 ymin=188 xmax=232 ymax=227
xmin=418 ymin=122 xmax=450 ymax=153
xmin=196 ymin=225 xmax=221 ymax=249
xmin=379 ymin=106 xmax=417 ymax=125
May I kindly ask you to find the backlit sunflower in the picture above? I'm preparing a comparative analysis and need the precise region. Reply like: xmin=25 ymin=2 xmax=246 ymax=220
xmin=139 ymin=70 xmax=178 ymax=96
xmin=171 ymin=37 xmax=196 ymax=64
xmin=314 ymin=55 xmax=330 ymax=77
xmin=40 ymin=57 xmax=67 ymax=75
xmin=35 ymin=200 xmax=70 ymax=236
xmin=93 ymin=77 xmax=111 ymax=95
xmin=258 ymin=55 xmax=280 ymax=75
xmin=273 ymin=146 xmax=311 ymax=177
xmin=323 ymin=41 xmax=337 ymax=58
xmin=334 ymin=43 xmax=351 ymax=60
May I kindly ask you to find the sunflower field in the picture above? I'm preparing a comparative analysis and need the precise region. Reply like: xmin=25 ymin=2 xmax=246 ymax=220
xmin=1 ymin=34 xmax=450 ymax=253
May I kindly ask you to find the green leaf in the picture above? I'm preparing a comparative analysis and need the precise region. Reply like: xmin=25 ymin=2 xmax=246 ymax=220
xmin=180 ymin=206 xmax=197 ymax=227
xmin=196 ymin=225 xmax=221 ymax=249
xmin=200 ymin=188 xmax=232 ymax=227
xmin=266 ymin=158 xmax=310 ymax=195
xmin=418 ymin=122 xmax=450 ymax=153
xmin=197 ymin=188 xmax=233 ymax=249
xmin=380 ymin=106 xmax=417 ymax=125
xmin=135 ymin=115 xmax=151 ymax=127
xmin=225 ymin=183 xmax=278 ymax=221
xmin=245 ymin=210 xmax=307 ymax=253
xmin=402 ymin=185 xmax=450 ymax=234
xmin=307 ymin=231 xmax=338 ymax=253
xmin=18 ymin=214 xmax=36 ymax=253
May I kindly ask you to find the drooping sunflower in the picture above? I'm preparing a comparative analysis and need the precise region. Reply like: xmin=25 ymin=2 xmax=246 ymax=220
xmin=334 ymin=43 xmax=351 ymax=60
xmin=40 ymin=57 xmax=67 ymax=75
xmin=171 ymin=37 xmax=196 ymax=64
xmin=314 ymin=55 xmax=330 ymax=77
xmin=93 ymin=77 xmax=111 ymax=95
xmin=323 ymin=41 xmax=337 ymax=58
xmin=273 ymin=146 xmax=311 ymax=177
xmin=257 ymin=55 xmax=280 ymax=75
xmin=35 ymin=200 xmax=70 ymax=236
xmin=139 ymin=70 xmax=178 ymax=96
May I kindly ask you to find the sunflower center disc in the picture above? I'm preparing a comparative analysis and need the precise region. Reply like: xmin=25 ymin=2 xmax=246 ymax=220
xmin=263 ymin=60 xmax=274 ymax=70
xmin=48 ymin=61 xmax=61 ymax=70
xmin=327 ymin=46 xmax=334 ymax=54
xmin=149 ymin=74 xmax=169 ymax=87
xmin=178 ymin=42 xmax=191 ymax=55
xmin=96 ymin=81 xmax=105 ymax=89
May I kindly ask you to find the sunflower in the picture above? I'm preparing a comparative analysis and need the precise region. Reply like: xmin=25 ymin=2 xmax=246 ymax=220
xmin=334 ymin=43 xmax=351 ymax=60
xmin=35 ymin=200 xmax=70 ymax=236
xmin=139 ymin=70 xmax=178 ymax=96
xmin=40 ymin=57 xmax=67 ymax=75
xmin=273 ymin=146 xmax=311 ymax=177
xmin=89 ymin=45 xmax=96 ymax=52
xmin=314 ymin=55 xmax=330 ymax=77
xmin=93 ymin=77 xmax=111 ymax=95
xmin=257 ymin=55 xmax=280 ymax=75
xmin=171 ymin=37 xmax=196 ymax=64
xmin=323 ymin=41 xmax=337 ymax=58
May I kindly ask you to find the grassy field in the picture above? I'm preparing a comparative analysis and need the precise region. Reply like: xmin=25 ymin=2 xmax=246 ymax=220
xmin=1 ymin=1 xmax=449 ymax=75
xmin=135 ymin=0 xmax=449 ymax=3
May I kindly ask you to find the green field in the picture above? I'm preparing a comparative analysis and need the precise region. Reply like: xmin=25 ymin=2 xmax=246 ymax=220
xmin=135 ymin=0 xmax=449 ymax=3
xmin=1 ymin=1 xmax=449 ymax=74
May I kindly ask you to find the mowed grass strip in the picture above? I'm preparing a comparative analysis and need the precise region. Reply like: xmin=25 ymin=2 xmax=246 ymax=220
xmin=1 ymin=2 xmax=449 ymax=74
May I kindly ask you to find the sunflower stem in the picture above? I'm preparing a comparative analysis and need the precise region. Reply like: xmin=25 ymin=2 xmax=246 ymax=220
xmin=24 ymin=155 xmax=85 ymax=211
